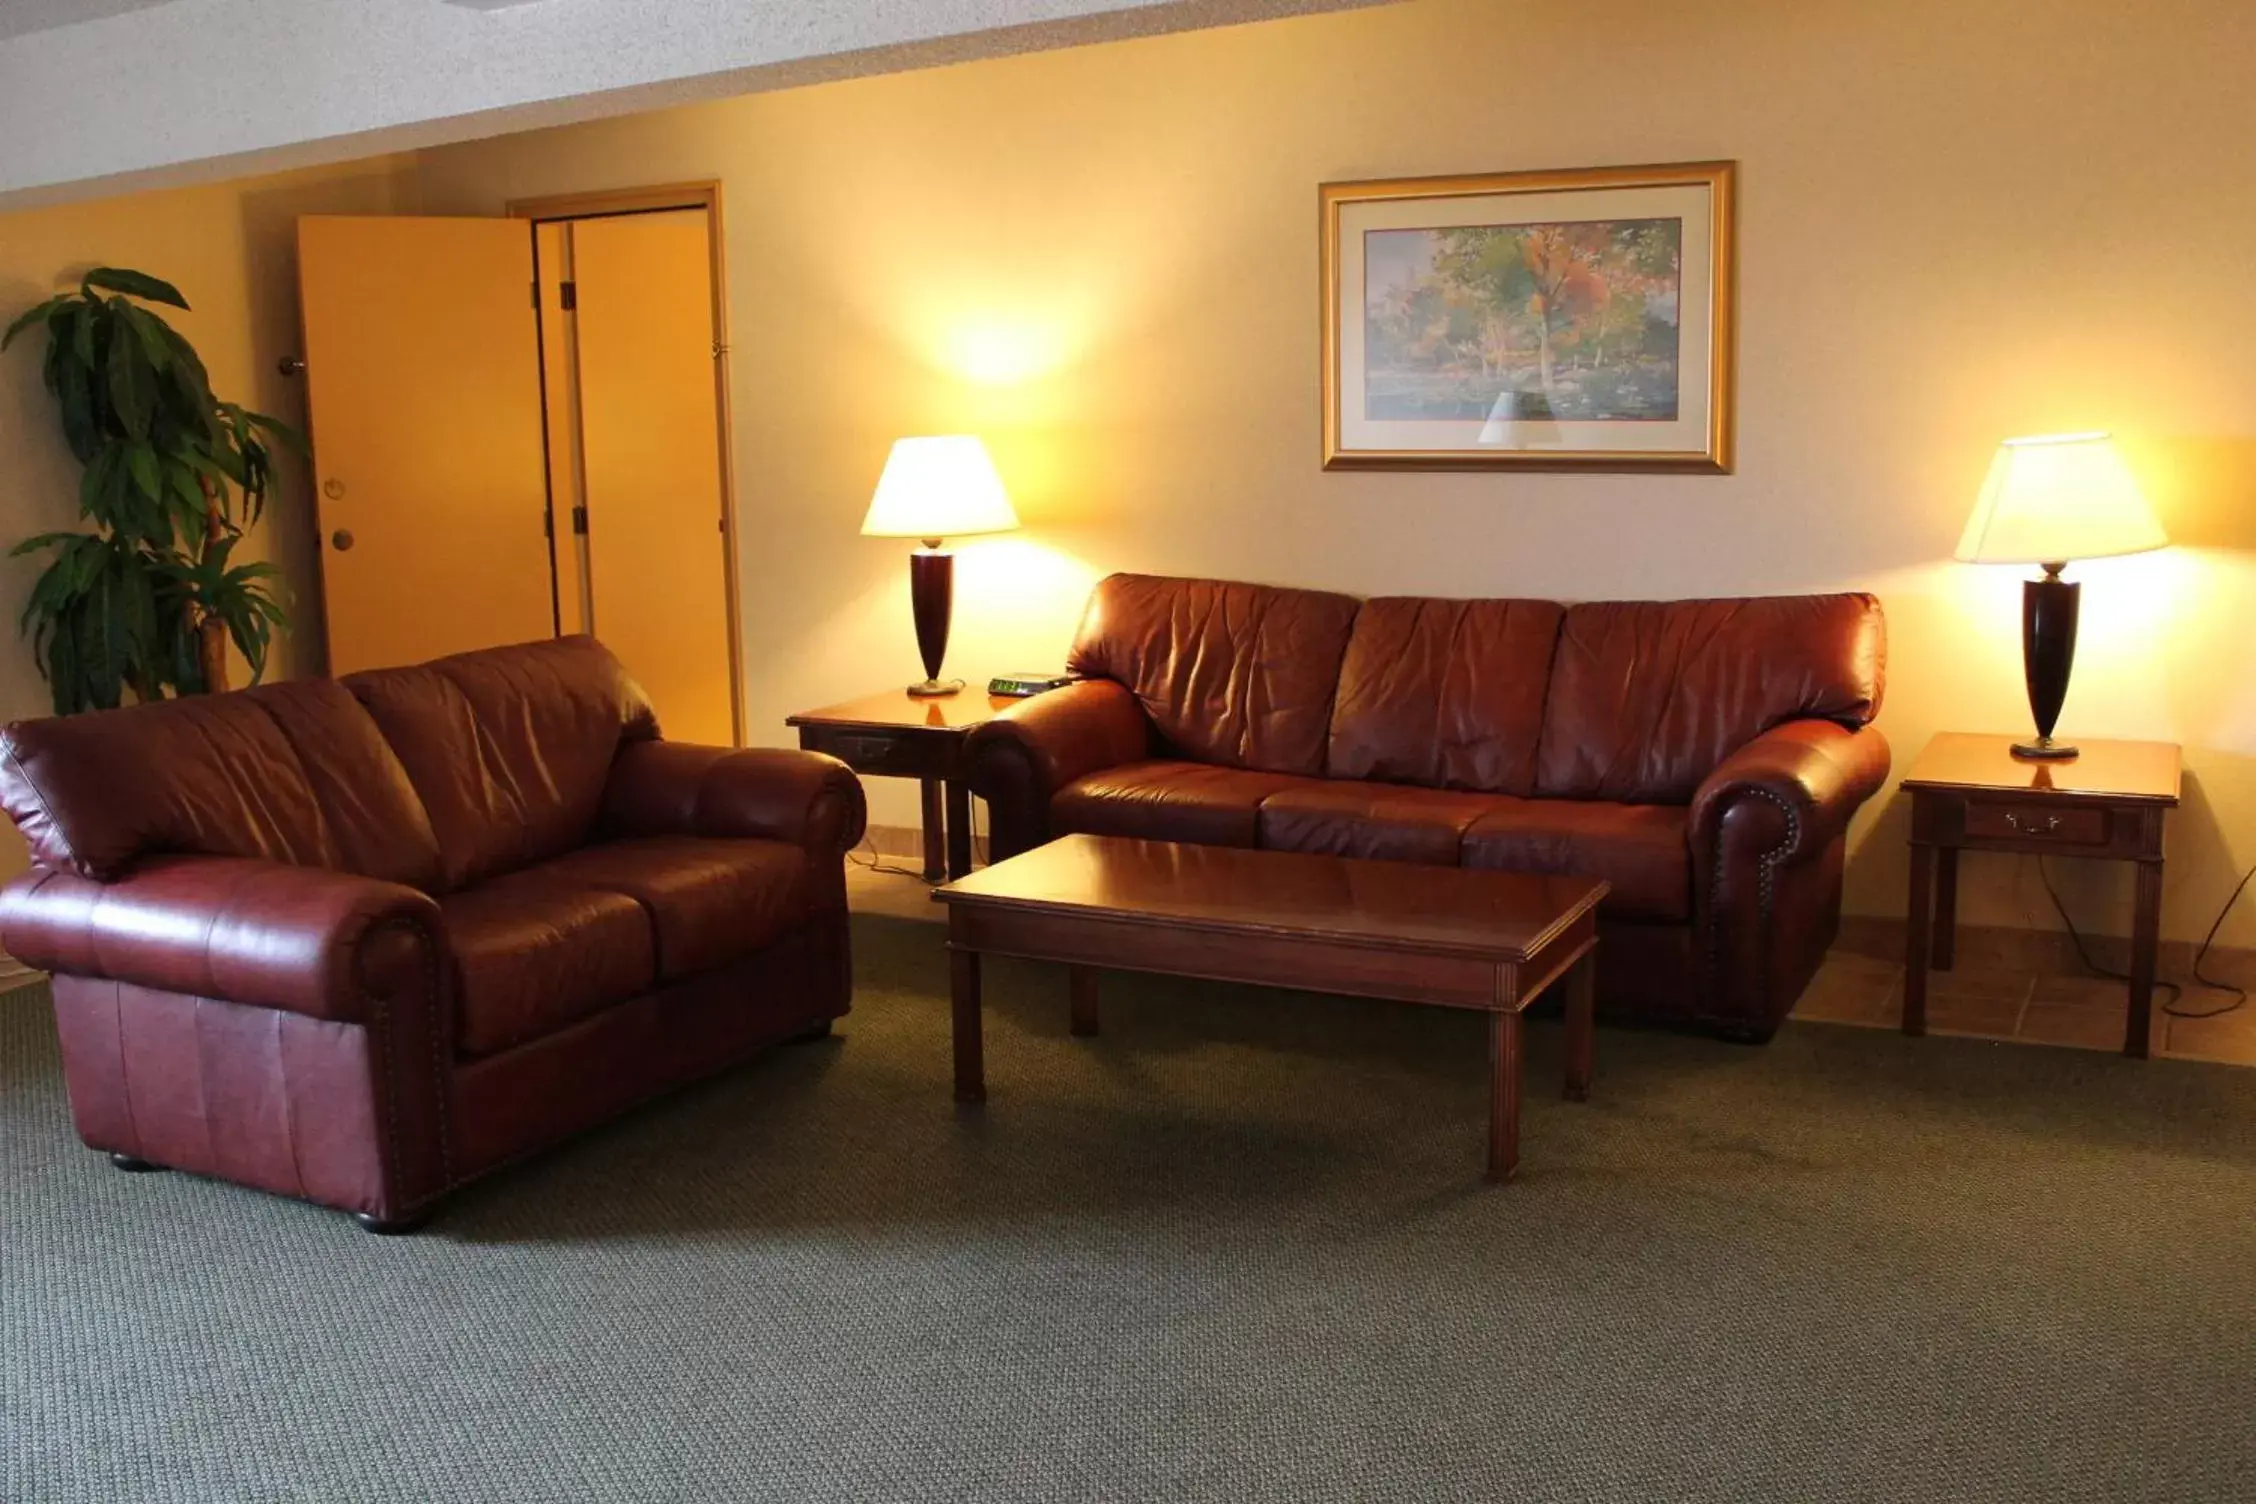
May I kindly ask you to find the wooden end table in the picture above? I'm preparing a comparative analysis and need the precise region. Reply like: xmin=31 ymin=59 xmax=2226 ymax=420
xmin=933 ymin=834 xmax=1607 ymax=1183
xmin=787 ymin=687 xmax=1012 ymax=881
xmin=1901 ymin=732 xmax=2182 ymax=1057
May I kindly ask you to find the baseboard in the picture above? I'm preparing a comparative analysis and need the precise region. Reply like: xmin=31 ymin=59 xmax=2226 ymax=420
xmin=1837 ymin=913 xmax=2256 ymax=987
xmin=864 ymin=822 xmax=990 ymax=867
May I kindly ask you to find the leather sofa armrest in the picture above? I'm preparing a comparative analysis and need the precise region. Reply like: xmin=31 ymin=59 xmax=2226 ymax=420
xmin=0 ymin=855 xmax=441 ymax=1023
xmin=600 ymin=741 xmax=867 ymax=854
xmin=1690 ymin=720 xmax=1893 ymax=867
xmin=964 ymin=679 xmax=1150 ymax=796
xmin=962 ymin=680 xmax=1151 ymax=862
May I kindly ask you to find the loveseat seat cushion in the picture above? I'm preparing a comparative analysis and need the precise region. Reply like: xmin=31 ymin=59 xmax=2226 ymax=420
xmin=345 ymin=636 xmax=659 ymax=891
xmin=443 ymin=880 xmax=656 ymax=1057
xmin=1533 ymin=594 xmax=1885 ymax=804
xmin=1460 ymin=799 xmax=1691 ymax=923
xmin=1066 ymin=573 xmax=1361 ymax=776
xmin=493 ymin=836 xmax=810 ymax=982
xmin=1326 ymin=596 xmax=1564 ymax=796
xmin=1257 ymin=780 xmax=1503 ymax=864
xmin=0 ymin=678 xmax=442 ymax=888
xmin=1052 ymin=761 xmax=1317 ymax=848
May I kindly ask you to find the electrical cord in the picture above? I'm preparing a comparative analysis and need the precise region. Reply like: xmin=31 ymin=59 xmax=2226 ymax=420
xmin=845 ymin=793 xmax=989 ymax=884
xmin=2038 ymin=857 xmax=2254 ymax=1020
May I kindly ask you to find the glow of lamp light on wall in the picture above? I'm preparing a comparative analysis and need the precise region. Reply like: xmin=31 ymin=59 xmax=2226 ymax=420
xmin=939 ymin=319 xmax=1074 ymax=387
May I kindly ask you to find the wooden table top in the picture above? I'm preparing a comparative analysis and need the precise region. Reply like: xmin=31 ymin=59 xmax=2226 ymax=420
xmin=785 ymin=685 xmax=1016 ymax=734
xmin=1902 ymin=733 xmax=2182 ymax=804
xmin=934 ymin=834 xmax=1608 ymax=960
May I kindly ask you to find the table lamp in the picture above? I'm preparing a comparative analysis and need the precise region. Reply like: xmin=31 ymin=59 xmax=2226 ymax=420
xmin=861 ymin=435 xmax=1020 ymax=697
xmin=1954 ymin=431 xmax=2168 ymax=759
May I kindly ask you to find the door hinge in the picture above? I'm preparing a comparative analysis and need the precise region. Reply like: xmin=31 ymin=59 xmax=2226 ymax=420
xmin=559 ymin=281 xmax=577 ymax=311
xmin=572 ymin=505 xmax=589 ymax=535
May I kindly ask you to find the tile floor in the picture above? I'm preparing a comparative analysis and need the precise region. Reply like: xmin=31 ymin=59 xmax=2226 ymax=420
xmin=848 ymin=859 xmax=2256 ymax=1068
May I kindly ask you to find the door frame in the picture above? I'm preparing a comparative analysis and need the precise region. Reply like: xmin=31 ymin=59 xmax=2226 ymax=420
xmin=509 ymin=181 xmax=745 ymax=746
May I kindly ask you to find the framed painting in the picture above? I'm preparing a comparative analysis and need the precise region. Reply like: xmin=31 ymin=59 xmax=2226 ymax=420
xmin=1321 ymin=161 xmax=1735 ymax=472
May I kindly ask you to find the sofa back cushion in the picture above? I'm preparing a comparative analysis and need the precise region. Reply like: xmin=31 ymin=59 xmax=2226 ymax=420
xmin=1534 ymin=593 xmax=1886 ymax=803
xmin=344 ymin=636 xmax=658 ymax=891
xmin=0 ymin=678 xmax=442 ymax=887
xmin=1327 ymin=597 xmax=1565 ymax=795
xmin=1067 ymin=573 xmax=1360 ymax=777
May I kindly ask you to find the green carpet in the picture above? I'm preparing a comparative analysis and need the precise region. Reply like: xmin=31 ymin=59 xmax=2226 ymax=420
xmin=5 ymin=915 xmax=2255 ymax=1502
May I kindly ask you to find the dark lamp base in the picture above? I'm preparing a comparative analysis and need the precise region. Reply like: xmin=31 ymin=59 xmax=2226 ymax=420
xmin=2011 ymin=736 xmax=2079 ymax=761
xmin=906 ymin=677 xmax=965 ymax=698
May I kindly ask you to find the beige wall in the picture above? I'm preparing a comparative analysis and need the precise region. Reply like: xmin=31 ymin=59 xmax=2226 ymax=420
xmin=0 ymin=156 xmax=418 ymax=871
xmin=2 ymin=0 xmax=2252 ymax=954
xmin=413 ymin=0 xmax=2256 ymax=947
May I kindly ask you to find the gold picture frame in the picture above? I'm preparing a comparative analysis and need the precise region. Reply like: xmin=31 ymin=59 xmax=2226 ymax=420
xmin=1321 ymin=160 xmax=1736 ymax=472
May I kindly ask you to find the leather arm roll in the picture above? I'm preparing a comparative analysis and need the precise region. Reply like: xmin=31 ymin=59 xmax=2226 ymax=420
xmin=962 ymin=679 xmax=1152 ymax=861
xmin=965 ymin=679 xmax=1150 ymax=795
xmin=600 ymin=741 xmax=868 ymax=853
xmin=1689 ymin=720 xmax=1893 ymax=869
xmin=0 ymin=855 xmax=443 ymax=1023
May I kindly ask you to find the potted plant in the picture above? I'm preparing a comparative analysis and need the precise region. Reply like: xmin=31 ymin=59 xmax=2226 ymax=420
xmin=2 ymin=267 xmax=295 ymax=713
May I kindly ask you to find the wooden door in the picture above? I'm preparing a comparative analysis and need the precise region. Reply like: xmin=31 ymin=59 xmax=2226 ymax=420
xmin=297 ymin=216 xmax=556 ymax=675
xmin=566 ymin=210 xmax=738 ymax=745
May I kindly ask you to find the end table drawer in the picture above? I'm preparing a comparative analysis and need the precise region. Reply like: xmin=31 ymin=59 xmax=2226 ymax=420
xmin=797 ymin=724 xmax=949 ymax=779
xmin=1964 ymin=801 xmax=2107 ymax=844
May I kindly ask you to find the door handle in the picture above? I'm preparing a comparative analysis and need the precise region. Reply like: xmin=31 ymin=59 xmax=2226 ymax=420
xmin=331 ymin=529 xmax=355 ymax=552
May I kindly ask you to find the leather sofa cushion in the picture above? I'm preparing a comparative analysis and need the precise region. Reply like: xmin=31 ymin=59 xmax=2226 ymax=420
xmin=1052 ymin=761 xmax=1316 ymax=848
xmin=1460 ymin=799 xmax=1691 ymax=923
xmin=1327 ymin=596 xmax=1564 ymax=796
xmin=444 ymin=879 xmax=656 ymax=1057
xmin=1066 ymin=573 xmax=1360 ymax=777
xmin=346 ymin=636 xmax=659 ymax=891
xmin=0 ymin=678 xmax=441 ymax=888
xmin=1257 ymin=781 xmax=1503 ymax=865
xmin=499 ymin=836 xmax=809 ymax=982
xmin=1534 ymin=594 xmax=1885 ymax=803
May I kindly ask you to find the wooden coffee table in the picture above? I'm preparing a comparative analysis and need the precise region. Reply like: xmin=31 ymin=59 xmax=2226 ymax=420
xmin=932 ymin=834 xmax=1607 ymax=1182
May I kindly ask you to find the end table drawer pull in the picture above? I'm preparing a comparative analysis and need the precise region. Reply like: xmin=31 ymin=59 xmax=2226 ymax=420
xmin=1966 ymin=802 xmax=2107 ymax=844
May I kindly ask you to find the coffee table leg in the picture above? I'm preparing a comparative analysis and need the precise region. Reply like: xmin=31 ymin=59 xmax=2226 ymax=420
xmin=951 ymin=947 xmax=985 ymax=1102
xmin=1488 ymin=1010 xmax=1522 ymax=1184
xmin=1069 ymin=966 xmax=1100 ymax=1037
xmin=1564 ymin=951 xmax=1595 ymax=1103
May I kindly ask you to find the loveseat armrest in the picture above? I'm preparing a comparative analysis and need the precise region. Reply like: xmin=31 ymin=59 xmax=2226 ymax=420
xmin=963 ymin=679 xmax=1152 ymax=861
xmin=1690 ymin=720 xmax=1893 ymax=868
xmin=600 ymin=742 xmax=867 ymax=854
xmin=0 ymin=856 xmax=441 ymax=1023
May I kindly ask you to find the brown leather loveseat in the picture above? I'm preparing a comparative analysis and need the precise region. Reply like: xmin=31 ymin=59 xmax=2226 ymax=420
xmin=0 ymin=637 xmax=864 ymax=1231
xmin=965 ymin=574 xmax=1890 ymax=1040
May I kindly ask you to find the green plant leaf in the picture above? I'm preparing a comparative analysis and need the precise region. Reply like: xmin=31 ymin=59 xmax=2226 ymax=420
xmin=69 ymin=303 xmax=95 ymax=367
xmin=2 ymin=294 xmax=71 ymax=351
xmin=55 ymin=356 xmax=98 ymax=463
xmin=81 ymin=267 xmax=189 ymax=309
xmin=117 ymin=301 xmax=174 ymax=372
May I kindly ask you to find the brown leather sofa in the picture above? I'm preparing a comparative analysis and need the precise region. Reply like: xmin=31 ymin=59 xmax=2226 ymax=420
xmin=965 ymin=574 xmax=1890 ymax=1040
xmin=0 ymin=637 xmax=864 ymax=1231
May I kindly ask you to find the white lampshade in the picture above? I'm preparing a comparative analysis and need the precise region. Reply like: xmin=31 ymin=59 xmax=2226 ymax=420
xmin=1954 ymin=432 xmax=2168 ymax=565
xmin=859 ymin=435 xmax=1020 ymax=541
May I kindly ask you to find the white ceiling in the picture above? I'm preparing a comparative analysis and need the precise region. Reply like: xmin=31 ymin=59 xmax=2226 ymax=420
xmin=0 ymin=0 xmax=179 ymax=41
xmin=0 ymin=0 xmax=1395 ymax=209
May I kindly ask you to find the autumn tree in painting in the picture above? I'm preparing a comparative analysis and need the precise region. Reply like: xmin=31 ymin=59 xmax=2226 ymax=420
xmin=1363 ymin=217 xmax=1682 ymax=423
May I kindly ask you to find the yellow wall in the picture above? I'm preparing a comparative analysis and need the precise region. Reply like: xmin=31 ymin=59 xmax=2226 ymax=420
xmin=0 ymin=155 xmax=419 ymax=869
xmin=2 ymin=0 xmax=2251 ymax=955
xmin=413 ymin=0 xmax=2256 ymax=947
